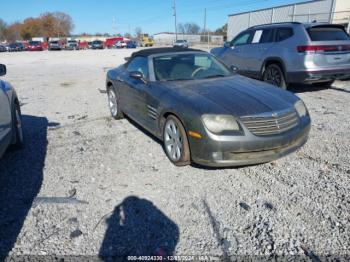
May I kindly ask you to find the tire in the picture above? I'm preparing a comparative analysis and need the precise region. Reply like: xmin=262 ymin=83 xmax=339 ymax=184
xmin=263 ymin=64 xmax=287 ymax=89
xmin=11 ymin=103 xmax=24 ymax=148
xmin=163 ymin=115 xmax=190 ymax=166
xmin=312 ymin=80 xmax=334 ymax=88
xmin=107 ymin=86 xmax=124 ymax=120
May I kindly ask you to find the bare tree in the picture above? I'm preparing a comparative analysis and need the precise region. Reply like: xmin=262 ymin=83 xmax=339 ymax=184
xmin=177 ymin=23 xmax=185 ymax=35
xmin=0 ymin=19 xmax=7 ymax=41
xmin=5 ymin=22 xmax=22 ymax=42
xmin=40 ymin=12 xmax=74 ymax=38
xmin=53 ymin=12 xmax=74 ymax=37
xmin=215 ymin=23 xmax=227 ymax=36
xmin=183 ymin=23 xmax=201 ymax=35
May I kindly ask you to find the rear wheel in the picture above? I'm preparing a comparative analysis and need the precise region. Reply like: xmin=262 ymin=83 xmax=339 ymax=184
xmin=263 ymin=64 xmax=287 ymax=89
xmin=163 ymin=115 xmax=190 ymax=166
xmin=107 ymin=87 xmax=124 ymax=120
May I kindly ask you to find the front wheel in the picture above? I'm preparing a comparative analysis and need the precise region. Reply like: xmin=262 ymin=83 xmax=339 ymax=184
xmin=12 ymin=103 xmax=24 ymax=148
xmin=107 ymin=87 xmax=124 ymax=120
xmin=263 ymin=64 xmax=287 ymax=89
xmin=163 ymin=115 xmax=190 ymax=166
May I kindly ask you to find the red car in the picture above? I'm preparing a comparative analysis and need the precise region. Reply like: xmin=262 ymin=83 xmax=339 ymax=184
xmin=27 ymin=41 xmax=43 ymax=51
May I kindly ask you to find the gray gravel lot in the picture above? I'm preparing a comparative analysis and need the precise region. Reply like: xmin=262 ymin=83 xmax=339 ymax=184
xmin=0 ymin=49 xmax=349 ymax=259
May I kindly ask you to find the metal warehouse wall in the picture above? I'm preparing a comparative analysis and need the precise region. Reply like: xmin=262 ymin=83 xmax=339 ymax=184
xmin=227 ymin=0 xmax=334 ymax=41
xmin=153 ymin=33 xmax=223 ymax=45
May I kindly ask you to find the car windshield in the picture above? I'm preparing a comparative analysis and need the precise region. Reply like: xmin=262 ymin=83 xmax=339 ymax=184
xmin=50 ymin=41 xmax=58 ymax=44
xmin=153 ymin=53 xmax=233 ymax=81
xmin=29 ymin=41 xmax=39 ymax=45
xmin=93 ymin=41 xmax=102 ymax=44
xmin=176 ymin=40 xmax=185 ymax=43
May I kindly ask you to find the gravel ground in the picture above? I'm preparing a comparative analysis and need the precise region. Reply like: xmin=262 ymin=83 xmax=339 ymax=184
xmin=0 ymin=49 xmax=349 ymax=260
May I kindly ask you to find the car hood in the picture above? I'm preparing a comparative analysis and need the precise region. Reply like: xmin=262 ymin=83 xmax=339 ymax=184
xmin=210 ymin=46 xmax=228 ymax=57
xmin=163 ymin=75 xmax=299 ymax=117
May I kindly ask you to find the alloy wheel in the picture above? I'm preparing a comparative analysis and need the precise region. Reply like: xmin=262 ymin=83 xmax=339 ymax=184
xmin=264 ymin=67 xmax=282 ymax=87
xmin=15 ymin=107 xmax=23 ymax=143
xmin=164 ymin=119 xmax=183 ymax=162
xmin=108 ymin=89 xmax=118 ymax=117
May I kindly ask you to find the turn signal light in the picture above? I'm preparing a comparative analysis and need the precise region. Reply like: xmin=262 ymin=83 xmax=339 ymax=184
xmin=188 ymin=131 xmax=202 ymax=139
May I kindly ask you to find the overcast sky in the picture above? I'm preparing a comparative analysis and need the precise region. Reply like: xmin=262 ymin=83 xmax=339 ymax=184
xmin=0 ymin=0 xmax=306 ymax=35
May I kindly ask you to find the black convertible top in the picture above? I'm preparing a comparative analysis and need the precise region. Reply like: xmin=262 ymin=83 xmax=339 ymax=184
xmin=131 ymin=47 xmax=204 ymax=57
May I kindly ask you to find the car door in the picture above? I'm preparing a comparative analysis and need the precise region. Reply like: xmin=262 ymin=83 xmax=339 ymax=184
xmin=123 ymin=56 xmax=149 ymax=124
xmin=0 ymin=81 xmax=12 ymax=145
xmin=219 ymin=30 xmax=254 ymax=74
xmin=245 ymin=28 xmax=276 ymax=78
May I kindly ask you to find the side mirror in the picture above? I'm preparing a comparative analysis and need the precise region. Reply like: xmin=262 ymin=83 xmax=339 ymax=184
xmin=230 ymin=65 xmax=238 ymax=73
xmin=129 ymin=71 xmax=147 ymax=84
xmin=0 ymin=64 xmax=6 ymax=76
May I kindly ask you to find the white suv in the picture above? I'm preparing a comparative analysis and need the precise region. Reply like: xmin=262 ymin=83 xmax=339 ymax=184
xmin=211 ymin=22 xmax=350 ymax=88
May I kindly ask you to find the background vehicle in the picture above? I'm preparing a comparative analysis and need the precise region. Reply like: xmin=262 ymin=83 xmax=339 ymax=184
xmin=105 ymin=37 xmax=124 ymax=48
xmin=8 ymin=43 xmax=20 ymax=52
xmin=139 ymin=34 xmax=154 ymax=47
xmin=211 ymin=22 xmax=350 ymax=89
xmin=115 ymin=41 xmax=127 ymax=48
xmin=126 ymin=41 xmax=137 ymax=48
xmin=27 ymin=41 xmax=44 ymax=51
xmin=105 ymin=48 xmax=310 ymax=167
xmin=0 ymin=45 xmax=6 ymax=52
xmin=173 ymin=39 xmax=189 ymax=48
xmin=15 ymin=42 xmax=26 ymax=51
xmin=91 ymin=40 xmax=104 ymax=49
xmin=65 ymin=40 xmax=79 ymax=50
xmin=48 ymin=40 xmax=63 ymax=51
xmin=0 ymin=64 xmax=23 ymax=158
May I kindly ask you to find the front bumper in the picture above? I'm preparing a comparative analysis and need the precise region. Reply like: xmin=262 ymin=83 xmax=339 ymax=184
xmin=190 ymin=120 xmax=311 ymax=167
xmin=288 ymin=68 xmax=350 ymax=83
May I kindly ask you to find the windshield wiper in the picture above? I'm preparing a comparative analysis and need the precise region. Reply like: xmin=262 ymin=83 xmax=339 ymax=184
xmin=203 ymin=74 xmax=226 ymax=79
xmin=164 ymin=78 xmax=193 ymax=81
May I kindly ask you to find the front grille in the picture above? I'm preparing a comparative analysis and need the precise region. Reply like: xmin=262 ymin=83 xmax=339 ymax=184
xmin=240 ymin=110 xmax=299 ymax=136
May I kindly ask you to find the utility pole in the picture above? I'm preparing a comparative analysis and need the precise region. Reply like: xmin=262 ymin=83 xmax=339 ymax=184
xmin=173 ymin=0 xmax=177 ymax=41
xmin=203 ymin=8 xmax=206 ymax=34
xmin=112 ymin=17 xmax=117 ymax=36
xmin=204 ymin=8 xmax=209 ymax=51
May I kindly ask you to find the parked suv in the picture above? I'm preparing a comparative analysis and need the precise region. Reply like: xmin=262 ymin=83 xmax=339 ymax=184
xmin=211 ymin=22 xmax=350 ymax=88
xmin=49 ymin=40 xmax=63 ymax=51
xmin=65 ymin=40 xmax=79 ymax=50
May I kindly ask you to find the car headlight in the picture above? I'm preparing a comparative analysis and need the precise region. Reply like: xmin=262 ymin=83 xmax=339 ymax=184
xmin=294 ymin=100 xmax=307 ymax=117
xmin=202 ymin=114 xmax=240 ymax=133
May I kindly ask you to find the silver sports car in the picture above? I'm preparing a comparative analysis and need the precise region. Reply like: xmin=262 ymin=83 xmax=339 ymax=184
xmin=106 ymin=48 xmax=311 ymax=167
xmin=0 ymin=64 xmax=23 ymax=158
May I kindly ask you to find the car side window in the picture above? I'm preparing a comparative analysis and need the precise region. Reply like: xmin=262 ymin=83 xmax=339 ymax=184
xmin=259 ymin=29 xmax=274 ymax=43
xmin=276 ymin=28 xmax=293 ymax=42
xmin=231 ymin=31 xmax=252 ymax=46
xmin=126 ymin=56 xmax=149 ymax=79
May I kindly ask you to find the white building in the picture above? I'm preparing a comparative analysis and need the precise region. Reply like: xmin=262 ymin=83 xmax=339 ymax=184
xmin=227 ymin=0 xmax=350 ymax=40
xmin=153 ymin=32 xmax=224 ymax=46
